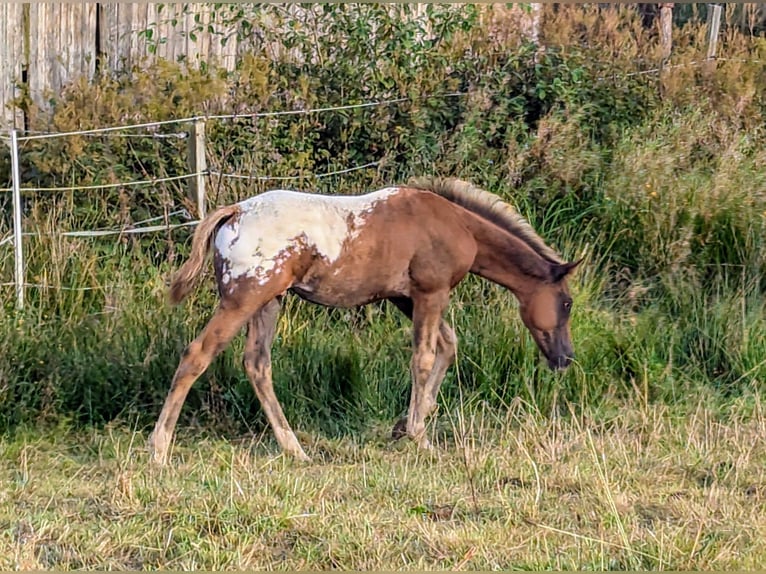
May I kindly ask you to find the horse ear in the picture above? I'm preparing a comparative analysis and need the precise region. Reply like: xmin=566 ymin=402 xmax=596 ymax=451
xmin=551 ymin=258 xmax=583 ymax=282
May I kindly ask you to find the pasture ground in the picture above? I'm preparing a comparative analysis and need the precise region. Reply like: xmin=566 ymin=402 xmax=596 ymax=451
xmin=2 ymin=399 xmax=764 ymax=570
xmin=3 ymin=6 xmax=766 ymax=571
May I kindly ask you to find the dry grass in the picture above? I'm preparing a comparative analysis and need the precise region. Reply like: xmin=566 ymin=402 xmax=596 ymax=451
xmin=1 ymin=398 xmax=765 ymax=570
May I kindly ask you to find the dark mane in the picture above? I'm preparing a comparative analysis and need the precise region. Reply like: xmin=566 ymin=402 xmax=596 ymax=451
xmin=407 ymin=176 xmax=564 ymax=264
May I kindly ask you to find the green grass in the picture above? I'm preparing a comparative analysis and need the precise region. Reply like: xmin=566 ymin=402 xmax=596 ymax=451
xmin=3 ymin=233 xmax=766 ymax=433
xmin=2 ymin=8 xmax=766 ymax=568
xmin=1 ymin=399 xmax=765 ymax=570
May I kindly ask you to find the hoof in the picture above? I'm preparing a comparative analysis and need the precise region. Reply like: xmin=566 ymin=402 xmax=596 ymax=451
xmin=417 ymin=436 xmax=434 ymax=451
xmin=148 ymin=433 xmax=168 ymax=466
xmin=290 ymin=448 xmax=311 ymax=463
xmin=275 ymin=429 xmax=311 ymax=462
xmin=150 ymin=450 xmax=167 ymax=466
xmin=391 ymin=417 xmax=408 ymax=440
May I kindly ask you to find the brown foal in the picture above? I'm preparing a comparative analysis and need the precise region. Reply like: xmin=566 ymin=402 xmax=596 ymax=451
xmin=149 ymin=177 xmax=580 ymax=464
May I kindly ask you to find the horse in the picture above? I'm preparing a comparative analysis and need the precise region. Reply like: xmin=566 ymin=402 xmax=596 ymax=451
xmin=148 ymin=177 xmax=580 ymax=464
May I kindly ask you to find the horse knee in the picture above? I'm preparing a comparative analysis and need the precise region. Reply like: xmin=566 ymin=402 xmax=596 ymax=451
xmin=440 ymin=327 xmax=457 ymax=362
xmin=414 ymin=350 xmax=436 ymax=378
xmin=181 ymin=340 xmax=202 ymax=358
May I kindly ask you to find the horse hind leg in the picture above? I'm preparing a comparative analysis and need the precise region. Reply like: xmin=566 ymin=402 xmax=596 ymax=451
xmin=243 ymin=298 xmax=309 ymax=462
xmin=149 ymin=303 xmax=254 ymax=465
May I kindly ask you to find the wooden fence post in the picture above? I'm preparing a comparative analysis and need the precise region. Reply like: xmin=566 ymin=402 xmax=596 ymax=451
xmin=707 ymin=4 xmax=722 ymax=59
xmin=659 ymin=3 xmax=674 ymax=60
xmin=187 ymin=119 xmax=207 ymax=219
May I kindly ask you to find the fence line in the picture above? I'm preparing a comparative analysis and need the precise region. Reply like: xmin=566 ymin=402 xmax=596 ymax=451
xmin=5 ymin=55 xmax=764 ymax=142
xmin=204 ymin=94 xmax=459 ymax=122
xmin=0 ymin=282 xmax=109 ymax=292
xmin=16 ymin=116 xmax=200 ymax=142
xmin=3 ymin=91 xmax=412 ymax=305
xmin=12 ymin=129 xmax=187 ymax=139
xmin=205 ymin=97 xmax=410 ymax=121
xmin=599 ymin=55 xmax=765 ymax=80
xmin=21 ymin=172 xmax=198 ymax=193
xmin=15 ymin=209 xmax=196 ymax=240
xmin=48 ymin=221 xmax=199 ymax=238
xmin=75 ymin=132 xmax=189 ymax=140
xmin=4 ymin=47 xmax=761 ymax=305
xmin=209 ymin=161 xmax=380 ymax=182
xmin=617 ymin=56 xmax=763 ymax=79
xmin=12 ymin=93 xmax=459 ymax=141
xmin=3 ymin=90 xmax=446 ymax=309
xmin=9 ymin=50 xmax=763 ymax=142
xmin=131 ymin=209 xmax=192 ymax=226
xmin=619 ymin=60 xmax=703 ymax=78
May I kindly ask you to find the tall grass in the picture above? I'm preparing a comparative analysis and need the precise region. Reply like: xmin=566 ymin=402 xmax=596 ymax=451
xmin=2 ymin=5 xmax=766 ymax=436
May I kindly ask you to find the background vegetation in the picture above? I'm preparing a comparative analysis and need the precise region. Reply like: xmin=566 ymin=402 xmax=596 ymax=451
xmin=1 ymin=3 xmax=765 ymax=436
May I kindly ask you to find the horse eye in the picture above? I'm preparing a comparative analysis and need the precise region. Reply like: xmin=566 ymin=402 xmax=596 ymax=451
xmin=563 ymin=300 xmax=572 ymax=311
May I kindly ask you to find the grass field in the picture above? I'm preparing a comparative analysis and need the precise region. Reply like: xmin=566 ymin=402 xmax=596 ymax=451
xmin=2 ymin=398 xmax=765 ymax=570
xmin=3 ymin=6 xmax=766 ymax=570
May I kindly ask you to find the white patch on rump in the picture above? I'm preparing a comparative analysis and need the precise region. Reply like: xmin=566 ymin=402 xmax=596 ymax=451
xmin=214 ymin=187 xmax=399 ymax=283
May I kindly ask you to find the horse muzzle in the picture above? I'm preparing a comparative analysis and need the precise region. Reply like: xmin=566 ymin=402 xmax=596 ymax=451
xmin=547 ymin=353 xmax=574 ymax=371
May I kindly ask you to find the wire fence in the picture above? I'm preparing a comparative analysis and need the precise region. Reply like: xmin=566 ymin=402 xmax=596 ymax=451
xmin=616 ymin=56 xmax=765 ymax=79
xmin=1 ymin=44 xmax=761 ymax=307
xmin=0 ymin=282 xmax=109 ymax=292
xmin=0 ymin=91 xmax=451 ymax=307
xmin=23 ymin=172 xmax=198 ymax=194
xmin=208 ymin=161 xmax=381 ymax=182
xmin=9 ymin=95 xmax=428 ymax=141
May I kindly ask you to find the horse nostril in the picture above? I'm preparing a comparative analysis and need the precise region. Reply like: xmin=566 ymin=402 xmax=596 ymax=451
xmin=548 ymin=355 xmax=572 ymax=371
xmin=558 ymin=355 xmax=573 ymax=370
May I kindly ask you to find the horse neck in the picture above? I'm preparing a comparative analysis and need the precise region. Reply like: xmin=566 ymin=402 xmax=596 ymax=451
xmin=466 ymin=214 xmax=553 ymax=297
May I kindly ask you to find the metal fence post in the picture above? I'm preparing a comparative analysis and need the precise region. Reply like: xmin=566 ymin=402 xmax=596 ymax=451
xmin=10 ymin=129 xmax=24 ymax=309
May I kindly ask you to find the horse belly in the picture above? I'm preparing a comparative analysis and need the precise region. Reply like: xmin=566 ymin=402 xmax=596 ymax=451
xmin=291 ymin=251 xmax=411 ymax=308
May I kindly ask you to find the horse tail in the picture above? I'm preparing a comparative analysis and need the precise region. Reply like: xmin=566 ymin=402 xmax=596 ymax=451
xmin=169 ymin=204 xmax=240 ymax=305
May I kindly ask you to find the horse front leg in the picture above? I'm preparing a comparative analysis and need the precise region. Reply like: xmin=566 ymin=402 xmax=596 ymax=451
xmin=404 ymin=289 xmax=450 ymax=449
xmin=422 ymin=321 xmax=458 ymax=416
xmin=391 ymin=318 xmax=457 ymax=440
